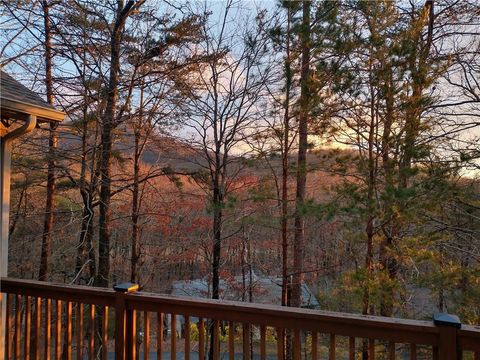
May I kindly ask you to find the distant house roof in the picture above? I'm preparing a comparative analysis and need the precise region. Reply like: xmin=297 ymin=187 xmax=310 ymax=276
xmin=1 ymin=70 xmax=64 ymax=123
xmin=171 ymin=273 xmax=320 ymax=309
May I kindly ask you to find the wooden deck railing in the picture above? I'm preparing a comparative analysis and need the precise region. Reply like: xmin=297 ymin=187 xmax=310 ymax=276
xmin=1 ymin=277 xmax=479 ymax=360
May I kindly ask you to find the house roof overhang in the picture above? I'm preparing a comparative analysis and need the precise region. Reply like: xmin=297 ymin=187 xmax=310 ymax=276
xmin=0 ymin=70 xmax=65 ymax=127
xmin=1 ymin=97 xmax=65 ymax=123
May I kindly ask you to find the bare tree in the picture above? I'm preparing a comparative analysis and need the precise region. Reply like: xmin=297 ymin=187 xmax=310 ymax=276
xmin=183 ymin=1 xmax=271 ymax=301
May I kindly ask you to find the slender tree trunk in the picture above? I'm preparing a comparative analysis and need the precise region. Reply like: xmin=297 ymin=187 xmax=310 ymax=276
xmin=74 ymin=54 xmax=92 ymax=284
xmin=241 ymin=229 xmax=247 ymax=302
xmin=281 ymin=4 xmax=292 ymax=310
xmin=9 ymin=184 xmax=26 ymax=237
xmin=209 ymin=160 xmax=223 ymax=359
xmin=362 ymin=56 xmax=378 ymax=360
xmin=363 ymin=65 xmax=377 ymax=317
xmin=291 ymin=0 xmax=311 ymax=308
xmin=130 ymin=84 xmax=144 ymax=284
xmin=39 ymin=0 xmax=57 ymax=281
xmin=75 ymin=191 xmax=95 ymax=284
xmin=96 ymin=55 xmax=116 ymax=287
xmin=211 ymin=178 xmax=223 ymax=300
xmin=96 ymin=2 xmax=132 ymax=288
xmin=130 ymin=138 xmax=140 ymax=283
xmin=380 ymin=67 xmax=396 ymax=317
xmin=247 ymin=234 xmax=254 ymax=359
xmin=281 ymin=10 xmax=293 ymax=358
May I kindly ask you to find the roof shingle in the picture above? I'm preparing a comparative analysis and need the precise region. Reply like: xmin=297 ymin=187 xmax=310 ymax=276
xmin=1 ymin=70 xmax=56 ymax=110
xmin=1 ymin=70 xmax=64 ymax=122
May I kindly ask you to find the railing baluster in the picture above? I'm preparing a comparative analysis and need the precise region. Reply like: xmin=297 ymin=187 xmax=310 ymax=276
xmin=55 ymin=299 xmax=61 ymax=360
xmin=144 ymin=311 xmax=150 ymax=360
xmin=158 ymin=313 xmax=164 ymax=360
xmin=243 ymin=323 xmax=251 ymax=360
xmin=276 ymin=327 xmax=284 ymax=360
xmin=369 ymin=339 xmax=375 ymax=360
xmin=66 ymin=301 xmax=72 ymax=360
xmin=198 ymin=318 xmax=205 ymax=360
xmin=349 ymin=337 xmax=355 ymax=360
xmin=228 ymin=321 xmax=234 ymax=360
xmin=6 ymin=293 xmax=12 ymax=360
xmin=33 ymin=297 xmax=41 ymax=360
xmin=184 ymin=315 xmax=190 ymax=360
xmin=24 ymin=295 xmax=31 ymax=360
xmin=389 ymin=341 xmax=395 ymax=360
xmin=410 ymin=343 xmax=416 ymax=360
xmin=130 ymin=309 xmax=137 ymax=360
xmin=213 ymin=319 xmax=220 ymax=360
xmin=113 ymin=287 xmax=126 ymax=360
xmin=102 ymin=306 xmax=108 ymax=360
xmin=45 ymin=299 xmax=51 ymax=360
xmin=14 ymin=295 xmax=20 ymax=359
xmin=76 ymin=303 xmax=83 ymax=360
xmin=293 ymin=329 xmax=301 ymax=360
xmin=311 ymin=332 xmax=317 ymax=360
xmin=89 ymin=304 xmax=94 ymax=360
xmin=329 ymin=334 xmax=336 ymax=360
xmin=260 ymin=325 xmax=266 ymax=360
xmin=171 ymin=314 xmax=177 ymax=360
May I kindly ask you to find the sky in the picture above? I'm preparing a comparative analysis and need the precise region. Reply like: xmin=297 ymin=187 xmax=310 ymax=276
xmin=1 ymin=0 xmax=478 ymax=176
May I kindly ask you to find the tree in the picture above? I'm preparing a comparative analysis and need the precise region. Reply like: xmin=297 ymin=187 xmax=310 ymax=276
xmin=253 ymin=0 xmax=301 ymax=309
xmin=182 ymin=0 xmax=271 ymax=302
xmin=290 ymin=0 xmax=311 ymax=309
xmin=96 ymin=0 xmax=146 ymax=287
xmin=180 ymin=2 xmax=271 ymax=357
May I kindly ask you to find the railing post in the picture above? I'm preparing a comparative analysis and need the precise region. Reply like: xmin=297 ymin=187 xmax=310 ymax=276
xmin=114 ymin=282 xmax=139 ymax=360
xmin=433 ymin=312 xmax=461 ymax=360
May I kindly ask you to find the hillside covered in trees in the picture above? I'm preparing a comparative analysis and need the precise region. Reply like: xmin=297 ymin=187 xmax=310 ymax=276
xmin=1 ymin=0 xmax=479 ymax=326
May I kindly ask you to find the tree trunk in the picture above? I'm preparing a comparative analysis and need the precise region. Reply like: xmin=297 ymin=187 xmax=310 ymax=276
xmin=39 ymin=0 xmax=57 ymax=282
xmin=209 ymin=170 xmax=223 ymax=360
xmin=363 ymin=67 xmax=377 ymax=319
xmin=74 ymin=55 xmax=95 ymax=284
xmin=362 ymin=94 xmax=376 ymax=359
xmin=96 ymin=2 xmax=132 ymax=288
xmin=211 ymin=184 xmax=223 ymax=300
xmin=379 ymin=68 xmax=395 ymax=305
xmin=291 ymin=0 xmax=311 ymax=308
xmin=281 ymin=4 xmax=292 ymax=310
xmin=130 ymin=85 xmax=144 ymax=284
xmin=75 ymin=192 xmax=95 ymax=284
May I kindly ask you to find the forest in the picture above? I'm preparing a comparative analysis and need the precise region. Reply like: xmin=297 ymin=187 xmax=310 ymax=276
xmin=1 ymin=0 xmax=479 ymax=328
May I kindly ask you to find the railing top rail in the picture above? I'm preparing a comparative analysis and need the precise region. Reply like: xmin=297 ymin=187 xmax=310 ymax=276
xmin=3 ymin=276 xmax=479 ymax=348
xmin=125 ymin=290 xmax=440 ymax=344
xmin=1 ymin=277 xmax=115 ymax=307
xmin=127 ymin=289 xmax=434 ymax=328
xmin=458 ymin=324 xmax=480 ymax=352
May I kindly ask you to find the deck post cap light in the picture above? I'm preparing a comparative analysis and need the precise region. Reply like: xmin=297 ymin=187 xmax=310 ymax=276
xmin=114 ymin=282 xmax=140 ymax=293
xmin=433 ymin=312 xmax=462 ymax=329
